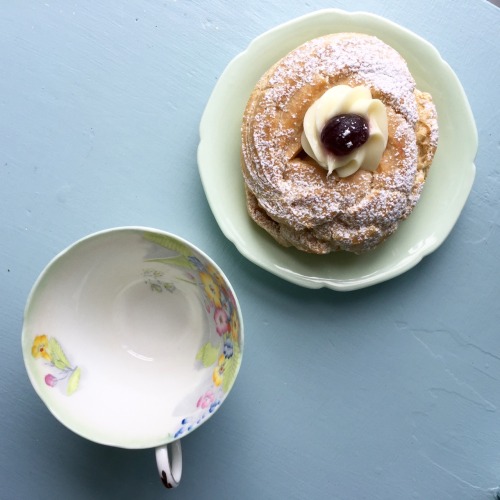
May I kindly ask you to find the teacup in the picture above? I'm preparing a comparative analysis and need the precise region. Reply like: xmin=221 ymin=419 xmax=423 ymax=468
xmin=21 ymin=227 xmax=244 ymax=488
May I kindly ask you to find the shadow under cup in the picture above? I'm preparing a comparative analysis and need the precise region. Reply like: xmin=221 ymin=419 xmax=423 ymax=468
xmin=22 ymin=227 xmax=244 ymax=488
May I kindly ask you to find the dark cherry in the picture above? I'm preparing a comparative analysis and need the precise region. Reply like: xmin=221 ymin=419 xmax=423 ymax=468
xmin=320 ymin=113 xmax=369 ymax=156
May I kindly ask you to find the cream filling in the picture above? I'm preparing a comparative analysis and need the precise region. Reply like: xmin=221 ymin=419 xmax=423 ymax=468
xmin=301 ymin=85 xmax=388 ymax=178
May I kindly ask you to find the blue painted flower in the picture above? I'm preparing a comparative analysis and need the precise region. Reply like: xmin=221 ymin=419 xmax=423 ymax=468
xmin=208 ymin=400 xmax=220 ymax=414
xmin=223 ymin=338 xmax=234 ymax=359
xmin=188 ymin=256 xmax=206 ymax=272
xmin=220 ymin=290 xmax=234 ymax=319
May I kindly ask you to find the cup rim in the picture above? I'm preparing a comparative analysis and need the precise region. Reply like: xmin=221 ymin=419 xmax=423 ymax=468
xmin=22 ymin=226 xmax=245 ymax=449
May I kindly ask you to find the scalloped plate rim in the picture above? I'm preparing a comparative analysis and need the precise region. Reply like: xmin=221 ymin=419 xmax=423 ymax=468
xmin=197 ymin=9 xmax=477 ymax=291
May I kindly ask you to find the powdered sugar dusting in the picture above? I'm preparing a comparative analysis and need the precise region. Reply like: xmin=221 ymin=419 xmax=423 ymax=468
xmin=241 ymin=33 xmax=438 ymax=254
xmin=266 ymin=35 xmax=418 ymax=125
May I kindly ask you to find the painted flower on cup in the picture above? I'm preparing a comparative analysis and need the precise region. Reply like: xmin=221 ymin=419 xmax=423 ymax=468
xmin=208 ymin=399 xmax=220 ymax=414
xmin=214 ymin=307 xmax=229 ymax=336
xmin=220 ymin=289 xmax=234 ymax=320
xmin=206 ymin=263 xmax=225 ymax=289
xmin=200 ymin=271 xmax=222 ymax=308
xmin=31 ymin=335 xmax=81 ymax=396
xmin=173 ymin=396 xmax=222 ymax=438
xmin=213 ymin=354 xmax=226 ymax=387
xmin=197 ymin=390 xmax=215 ymax=409
xmin=223 ymin=338 xmax=234 ymax=359
xmin=196 ymin=269 xmax=241 ymax=392
xmin=32 ymin=335 xmax=52 ymax=362
xmin=44 ymin=373 xmax=58 ymax=387
xmin=230 ymin=312 xmax=240 ymax=342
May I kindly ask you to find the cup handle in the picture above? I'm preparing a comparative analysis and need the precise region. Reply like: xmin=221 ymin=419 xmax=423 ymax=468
xmin=155 ymin=440 xmax=182 ymax=489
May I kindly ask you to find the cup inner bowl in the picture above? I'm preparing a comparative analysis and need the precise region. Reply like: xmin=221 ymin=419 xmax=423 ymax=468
xmin=23 ymin=229 xmax=243 ymax=448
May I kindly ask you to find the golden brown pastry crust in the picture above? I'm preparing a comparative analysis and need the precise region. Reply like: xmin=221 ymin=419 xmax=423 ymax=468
xmin=241 ymin=33 xmax=438 ymax=254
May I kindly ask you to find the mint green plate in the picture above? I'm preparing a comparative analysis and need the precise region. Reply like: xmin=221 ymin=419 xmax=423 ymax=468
xmin=197 ymin=9 xmax=477 ymax=291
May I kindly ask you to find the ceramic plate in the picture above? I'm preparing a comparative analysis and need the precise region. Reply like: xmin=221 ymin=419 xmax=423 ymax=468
xmin=197 ymin=9 xmax=477 ymax=291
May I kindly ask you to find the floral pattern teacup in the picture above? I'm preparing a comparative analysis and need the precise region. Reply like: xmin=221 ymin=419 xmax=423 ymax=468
xmin=22 ymin=227 xmax=244 ymax=489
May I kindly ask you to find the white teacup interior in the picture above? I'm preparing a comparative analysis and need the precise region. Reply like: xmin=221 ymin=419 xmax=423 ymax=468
xmin=23 ymin=229 xmax=243 ymax=449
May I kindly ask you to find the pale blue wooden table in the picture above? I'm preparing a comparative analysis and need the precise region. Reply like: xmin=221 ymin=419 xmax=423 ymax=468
xmin=1 ymin=1 xmax=500 ymax=498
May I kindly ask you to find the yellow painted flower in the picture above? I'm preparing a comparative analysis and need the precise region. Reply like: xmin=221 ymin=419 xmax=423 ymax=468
xmin=206 ymin=264 xmax=225 ymax=288
xmin=31 ymin=335 xmax=51 ymax=361
xmin=212 ymin=354 xmax=226 ymax=386
xmin=230 ymin=312 xmax=240 ymax=342
xmin=200 ymin=272 xmax=221 ymax=308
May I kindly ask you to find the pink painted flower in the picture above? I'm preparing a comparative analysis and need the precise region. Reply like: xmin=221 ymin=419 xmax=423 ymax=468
xmin=44 ymin=374 xmax=58 ymax=387
xmin=214 ymin=307 xmax=229 ymax=336
xmin=197 ymin=390 xmax=215 ymax=409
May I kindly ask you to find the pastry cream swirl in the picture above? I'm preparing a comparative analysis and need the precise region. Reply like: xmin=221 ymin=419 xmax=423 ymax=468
xmin=301 ymin=85 xmax=388 ymax=178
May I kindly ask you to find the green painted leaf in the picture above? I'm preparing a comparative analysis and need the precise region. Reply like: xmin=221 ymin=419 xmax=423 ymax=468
xmin=222 ymin=344 xmax=241 ymax=393
xmin=48 ymin=337 xmax=71 ymax=370
xmin=67 ymin=367 xmax=81 ymax=396
xmin=145 ymin=256 xmax=195 ymax=270
xmin=53 ymin=359 xmax=69 ymax=370
xmin=143 ymin=232 xmax=192 ymax=257
xmin=196 ymin=342 xmax=219 ymax=367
